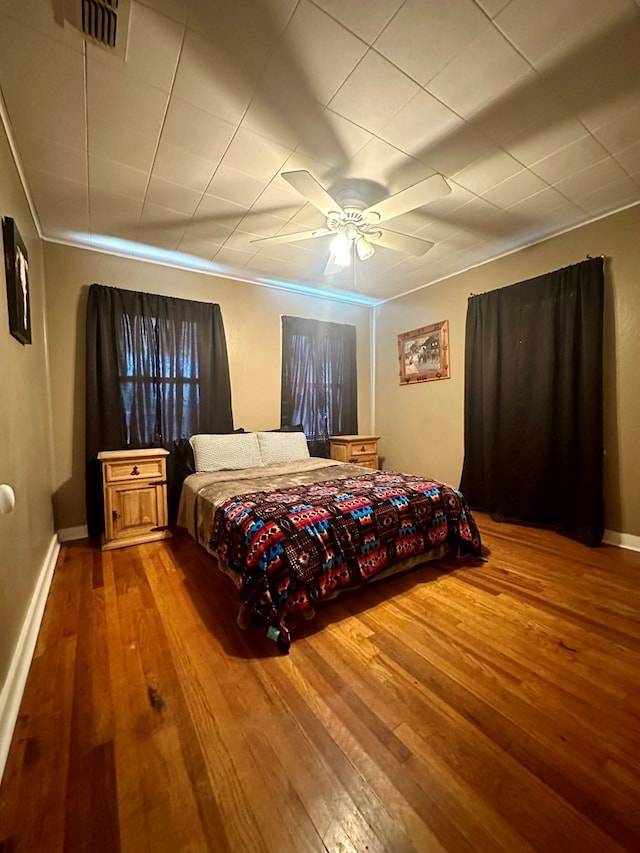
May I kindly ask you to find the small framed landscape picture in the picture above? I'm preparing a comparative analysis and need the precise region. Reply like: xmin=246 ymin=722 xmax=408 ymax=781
xmin=3 ymin=216 xmax=31 ymax=345
xmin=398 ymin=320 xmax=450 ymax=384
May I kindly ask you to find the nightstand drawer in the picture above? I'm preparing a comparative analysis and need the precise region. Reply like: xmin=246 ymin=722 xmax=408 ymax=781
xmin=349 ymin=440 xmax=377 ymax=457
xmin=351 ymin=455 xmax=377 ymax=469
xmin=104 ymin=457 xmax=165 ymax=483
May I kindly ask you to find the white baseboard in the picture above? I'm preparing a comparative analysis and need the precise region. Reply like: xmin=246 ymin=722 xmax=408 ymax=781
xmin=603 ymin=529 xmax=640 ymax=553
xmin=0 ymin=534 xmax=60 ymax=783
xmin=57 ymin=524 xmax=88 ymax=542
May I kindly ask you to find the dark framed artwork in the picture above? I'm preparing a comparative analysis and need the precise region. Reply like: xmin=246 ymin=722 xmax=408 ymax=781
xmin=3 ymin=216 xmax=32 ymax=345
xmin=398 ymin=320 xmax=450 ymax=384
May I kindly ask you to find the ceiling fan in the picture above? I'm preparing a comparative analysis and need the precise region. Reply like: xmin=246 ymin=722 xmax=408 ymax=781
xmin=250 ymin=170 xmax=451 ymax=272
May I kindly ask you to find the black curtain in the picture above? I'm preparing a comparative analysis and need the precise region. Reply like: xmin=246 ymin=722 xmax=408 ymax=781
xmin=281 ymin=316 xmax=358 ymax=457
xmin=460 ymin=257 xmax=604 ymax=546
xmin=86 ymin=284 xmax=233 ymax=537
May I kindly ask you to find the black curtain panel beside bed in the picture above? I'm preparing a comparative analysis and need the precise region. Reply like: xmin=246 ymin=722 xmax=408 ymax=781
xmin=460 ymin=257 xmax=604 ymax=546
xmin=85 ymin=284 xmax=234 ymax=538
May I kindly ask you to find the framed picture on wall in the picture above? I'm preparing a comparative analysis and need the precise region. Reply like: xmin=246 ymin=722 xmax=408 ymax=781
xmin=3 ymin=216 xmax=31 ymax=345
xmin=398 ymin=320 xmax=450 ymax=384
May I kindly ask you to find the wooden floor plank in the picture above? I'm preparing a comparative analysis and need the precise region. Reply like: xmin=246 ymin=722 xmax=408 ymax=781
xmin=1 ymin=514 xmax=640 ymax=852
xmin=146 ymin=542 xmax=316 ymax=852
xmin=304 ymin=622 xmax=535 ymax=853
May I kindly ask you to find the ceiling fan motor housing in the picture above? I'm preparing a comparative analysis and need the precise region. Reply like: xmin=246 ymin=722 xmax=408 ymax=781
xmin=326 ymin=207 xmax=380 ymax=239
xmin=249 ymin=170 xmax=444 ymax=264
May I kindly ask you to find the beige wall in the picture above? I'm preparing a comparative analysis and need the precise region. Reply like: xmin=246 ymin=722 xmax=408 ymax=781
xmin=43 ymin=243 xmax=373 ymax=530
xmin=376 ymin=203 xmax=640 ymax=538
xmin=0 ymin=119 xmax=55 ymax=687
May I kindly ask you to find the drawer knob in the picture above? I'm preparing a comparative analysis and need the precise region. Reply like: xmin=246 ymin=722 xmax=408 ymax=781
xmin=112 ymin=509 xmax=120 ymax=521
xmin=360 ymin=445 xmax=366 ymax=452
xmin=130 ymin=465 xmax=140 ymax=476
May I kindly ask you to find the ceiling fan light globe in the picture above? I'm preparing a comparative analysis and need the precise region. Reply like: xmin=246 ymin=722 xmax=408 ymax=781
xmin=355 ymin=235 xmax=375 ymax=261
xmin=330 ymin=231 xmax=351 ymax=261
xmin=329 ymin=231 xmax=349 ymax=255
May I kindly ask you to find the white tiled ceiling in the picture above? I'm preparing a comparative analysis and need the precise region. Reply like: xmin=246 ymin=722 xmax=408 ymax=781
xmin=494 ymin=0 xmax=637 ymax=66
xmin=280 ymin=1 xmax=368 ymax=106
xmin=426 ymin=25 xmax=533 ymax=120
xmin=375 ymin=0 xmax=488 ymax=86
xmin=328 ymin=49 xmax=421 ymax=135
xmin=0 ymin=0 xmax=639 ymax=302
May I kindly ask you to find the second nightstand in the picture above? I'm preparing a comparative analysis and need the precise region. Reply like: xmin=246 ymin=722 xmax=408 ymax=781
xmin=329 ymin=435 xmax=380 ymax=469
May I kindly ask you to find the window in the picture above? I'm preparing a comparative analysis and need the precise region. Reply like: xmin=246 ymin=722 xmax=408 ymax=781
xmin=118 ymin=313 xmax=202 ymax=445
xmin=281 ymin=316 xmax=358 ymax=456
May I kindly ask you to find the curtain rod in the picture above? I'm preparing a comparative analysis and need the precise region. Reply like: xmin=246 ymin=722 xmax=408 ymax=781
xmin=469 ymin=254 xmax=604 ymax=297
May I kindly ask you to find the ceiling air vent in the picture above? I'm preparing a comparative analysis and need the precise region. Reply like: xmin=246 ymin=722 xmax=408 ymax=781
xmin=53 ymin=0 xmax=132 ymax=59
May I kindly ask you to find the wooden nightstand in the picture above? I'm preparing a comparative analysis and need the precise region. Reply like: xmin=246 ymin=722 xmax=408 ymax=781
xmin=329 ymin=435 xmax=380 ymax=469
xmin=97 ymin=448 xmax=172 ymax=550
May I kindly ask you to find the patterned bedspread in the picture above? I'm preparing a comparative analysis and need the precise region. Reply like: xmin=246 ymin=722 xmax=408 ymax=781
xmin=205 ymin=465 xmax=482 ymax=652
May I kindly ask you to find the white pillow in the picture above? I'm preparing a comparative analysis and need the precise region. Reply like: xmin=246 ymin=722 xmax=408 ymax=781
xmin=256 ymin=431 xmax=310 ymax=465
xmin=190 ymin=433 xmax=262 ymax=472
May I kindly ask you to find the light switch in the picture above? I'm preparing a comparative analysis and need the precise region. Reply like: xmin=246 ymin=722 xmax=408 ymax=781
xmin=0 ymin=484 xmax=16 ymax=514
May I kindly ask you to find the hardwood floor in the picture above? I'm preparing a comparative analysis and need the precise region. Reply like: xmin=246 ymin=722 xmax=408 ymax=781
xmin=1 ymin=514 xmax=639 ymax=852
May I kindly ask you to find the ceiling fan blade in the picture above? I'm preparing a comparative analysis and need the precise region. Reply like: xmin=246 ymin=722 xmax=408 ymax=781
xmin=250 ymin=227 xmax=331 ymax=247
xmin=366 ymin=229 xmax=435 ymax=256
xmin=282 ymin=171 xmax=344 ymax=219
xmin=363 ymin=174 xmax=451 ymax=224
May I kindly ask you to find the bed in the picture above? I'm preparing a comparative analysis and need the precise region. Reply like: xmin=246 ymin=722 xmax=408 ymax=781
xmin=177 ymin=431 xmax=483 ymax=652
